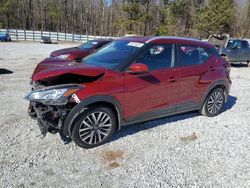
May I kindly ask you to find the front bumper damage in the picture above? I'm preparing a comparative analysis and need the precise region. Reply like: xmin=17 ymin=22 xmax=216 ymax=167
xmin=28 ymin=101 xmax=72 ymax=143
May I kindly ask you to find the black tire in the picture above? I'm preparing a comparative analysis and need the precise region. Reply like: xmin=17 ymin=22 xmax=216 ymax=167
xmin=71 ymin=106 xmax=116 ymax=149
xmin=200 ymin=88 xmax=225 ymax=117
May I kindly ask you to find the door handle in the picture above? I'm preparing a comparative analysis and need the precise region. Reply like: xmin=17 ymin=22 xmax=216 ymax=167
xmin=168 ymin=76 xmax=176 ymax=83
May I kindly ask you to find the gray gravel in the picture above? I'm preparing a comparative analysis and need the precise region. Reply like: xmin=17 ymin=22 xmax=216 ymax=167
xmin=0 ymin=42 xmax=250 ymax=187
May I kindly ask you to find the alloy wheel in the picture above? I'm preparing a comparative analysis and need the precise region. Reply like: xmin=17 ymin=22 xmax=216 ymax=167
xmin=207 ymin=90 xmax=224 ymax=115
xmin=78 ymin=111 xmax=112 ymax=145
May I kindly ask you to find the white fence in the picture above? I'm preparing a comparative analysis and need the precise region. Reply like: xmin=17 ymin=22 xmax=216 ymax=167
xmin=0 ymin=29 xmax=117 ymax=42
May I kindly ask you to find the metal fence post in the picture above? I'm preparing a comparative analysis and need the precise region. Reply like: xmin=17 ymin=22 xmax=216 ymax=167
xmin=72 ymin=33 xmax=74 ymax=42
xmin=16 ymin=29 xmax=18 ymax=40
xmin=24 ymin=29 xmax=26 ymax=40
xmin=33 ymin=29 xmax=35 ymax=41
xmin=57 ymin=31 xmax=59 ymax=42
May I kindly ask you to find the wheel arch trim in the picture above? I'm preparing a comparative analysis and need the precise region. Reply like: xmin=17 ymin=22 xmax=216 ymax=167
xmin=63 ymin=95 xmax=123 ymax=136
xmin=200 ymin=80 xmax=230 ymax=109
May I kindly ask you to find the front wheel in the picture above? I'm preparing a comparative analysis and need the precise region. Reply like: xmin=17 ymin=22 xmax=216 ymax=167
xmin=201 ymin=88 xmax=225 ymax=117
xmin=71 ymin=106 xmax=116 ymax=149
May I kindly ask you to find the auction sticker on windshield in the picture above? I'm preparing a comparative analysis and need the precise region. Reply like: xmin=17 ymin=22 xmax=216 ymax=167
xmin=127 ymin=42 xmax=144 ymax=48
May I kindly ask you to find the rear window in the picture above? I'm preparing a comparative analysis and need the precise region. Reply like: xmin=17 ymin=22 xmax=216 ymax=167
xmin=79 ymin=40 xmax=98 ymax=49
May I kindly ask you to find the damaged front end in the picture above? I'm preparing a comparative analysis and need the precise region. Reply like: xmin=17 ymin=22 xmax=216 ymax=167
xmin=25 ymin=62 xmax=105 ymax=142
xmin=25 ymin=84 xmax=83 ymax=142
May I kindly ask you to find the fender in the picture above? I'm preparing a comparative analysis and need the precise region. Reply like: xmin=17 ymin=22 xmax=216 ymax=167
xmin=63 ymin=95 xmax=123 ymax=137
xmin=200 ymin=79 xmax=230 ymax=109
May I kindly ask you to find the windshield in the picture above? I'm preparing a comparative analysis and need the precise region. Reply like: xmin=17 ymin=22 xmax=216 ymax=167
xmin=82 ymin=40 xmax=146 ymax=69
xmin=78 ymin=40 xmax=98 ymax=49
xmin=227 ymin=40 xmax=238 ymax=48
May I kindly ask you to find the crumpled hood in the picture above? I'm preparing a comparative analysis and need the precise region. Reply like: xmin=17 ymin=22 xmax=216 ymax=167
xmin=50 ymin=47 xmax=88 ymax=57
xmin=32 ymin=58 xmax=106 ymax=81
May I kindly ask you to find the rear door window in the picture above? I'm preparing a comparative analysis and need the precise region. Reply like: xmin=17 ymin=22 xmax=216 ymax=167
xmin=178 ymin=44 xmax=212 ymax=66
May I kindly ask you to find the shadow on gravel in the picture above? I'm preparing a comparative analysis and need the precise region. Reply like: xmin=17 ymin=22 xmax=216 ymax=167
xmin=111 ymin=95 xmax=237 ymax=142
xmin=0 ymin=68 xmax=13 ymax=74
xmin=222 ymin=95 xmax=237 ymax=112
xmin=231 ymin=63 xmax=249 ymax=68
xmin=112 ymin=112 xmax=198 ymax=142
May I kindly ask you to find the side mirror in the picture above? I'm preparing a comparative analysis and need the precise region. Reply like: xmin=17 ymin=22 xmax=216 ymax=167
xmin=127 ymin=63 xmax=149 ymax=74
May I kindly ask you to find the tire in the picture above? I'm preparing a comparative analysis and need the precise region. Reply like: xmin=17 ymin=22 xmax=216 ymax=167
xmin=71 ymin=106 xmax=116 ymax=149
xmin=201 ymin=88 xmax=225 ymax=117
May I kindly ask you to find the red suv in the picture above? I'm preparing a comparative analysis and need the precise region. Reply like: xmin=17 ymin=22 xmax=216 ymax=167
xmin=25 ymin=36 xmax=231 ymax=148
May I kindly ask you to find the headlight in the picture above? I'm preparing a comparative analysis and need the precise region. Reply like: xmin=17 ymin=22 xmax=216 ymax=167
xmin=24 ymin=84 xmax=83 ymax=105
xmin=56 ymin=54 xmax=70 ymax=59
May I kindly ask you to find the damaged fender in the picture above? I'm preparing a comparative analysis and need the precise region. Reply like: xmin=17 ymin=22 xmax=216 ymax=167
xmin=62 ymin=95 xmax=123 ymax=138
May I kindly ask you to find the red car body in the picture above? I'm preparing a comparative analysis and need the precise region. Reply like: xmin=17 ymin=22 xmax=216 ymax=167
xmin=50 ymin=39 xmax=112 ymax=61
xmin=26 ymin=36 xmax=231 ymax=148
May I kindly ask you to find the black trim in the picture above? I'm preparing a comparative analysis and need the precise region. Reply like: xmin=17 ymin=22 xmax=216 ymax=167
xmin=63 ymin=95 xmax=123 ymax=136
xmin=200 ymin=80 xmax=230 ymax=109
xmin=122 ymin=101 xmax=200 ymax=126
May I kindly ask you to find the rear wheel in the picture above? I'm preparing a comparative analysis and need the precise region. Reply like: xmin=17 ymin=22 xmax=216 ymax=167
xmin=201 ymin=88 xmax=225 ymax=117
xmin=71 ymin=106 xmax=116 ymax=149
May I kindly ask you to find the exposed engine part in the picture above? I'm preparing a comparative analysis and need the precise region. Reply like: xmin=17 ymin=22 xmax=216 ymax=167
xmin=29 ymin=102 xmax=73 ymax=137
xmin=33 ymin=73 xmax=103 ymax=87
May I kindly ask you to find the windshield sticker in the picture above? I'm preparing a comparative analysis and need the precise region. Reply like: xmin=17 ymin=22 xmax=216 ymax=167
xmin=127 ymin=42 xmax=144 ymax=48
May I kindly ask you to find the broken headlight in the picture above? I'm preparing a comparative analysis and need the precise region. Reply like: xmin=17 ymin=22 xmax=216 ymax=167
xmin=24 ymin=84 xmax=83 ymax=105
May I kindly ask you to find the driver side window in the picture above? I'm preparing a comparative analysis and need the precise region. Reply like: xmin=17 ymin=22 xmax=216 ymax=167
xmin=135 ymin=44 xmax=175 ymax=71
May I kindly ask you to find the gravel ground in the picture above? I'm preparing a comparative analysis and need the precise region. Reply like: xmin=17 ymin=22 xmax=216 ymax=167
xmin=0 ymin=42 xmax=249 ymax=187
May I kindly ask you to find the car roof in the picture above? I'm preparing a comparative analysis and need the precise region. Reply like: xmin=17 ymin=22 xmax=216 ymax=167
xmin=119 ymin=36 xmax=214 ymax=48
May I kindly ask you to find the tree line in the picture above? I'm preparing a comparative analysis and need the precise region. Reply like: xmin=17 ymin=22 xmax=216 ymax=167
xmin=0 ymin=0 xmax=249 ymax=38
